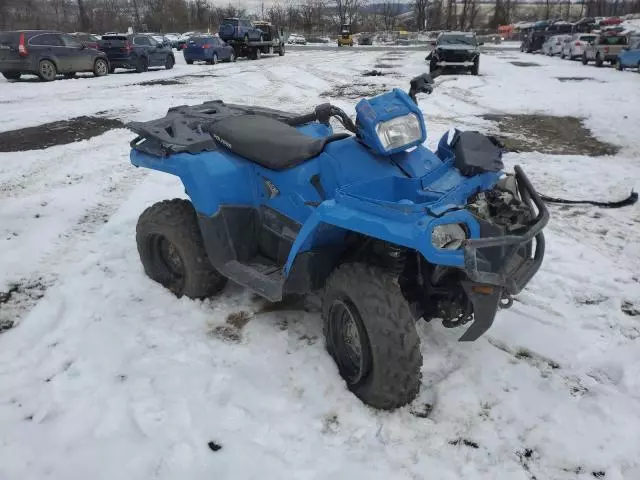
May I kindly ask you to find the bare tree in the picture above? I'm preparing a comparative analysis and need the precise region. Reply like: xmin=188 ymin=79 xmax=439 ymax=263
xmin=444 ymin=0 xmax=455 ymax=29
xmin=301 ymin=0 xmax=325 ymax=33
xmin=77 ymin=0 xmax=91 ymax=30
xmin=335 ymin=0 xmax=362 ymax=27
xmin=490 ymin=0 xmax=517 ymax=28
xmin=413 ymin=0 xmax=428 ymax=31
xmin=381 ymin=0 xmax=400 ymax=31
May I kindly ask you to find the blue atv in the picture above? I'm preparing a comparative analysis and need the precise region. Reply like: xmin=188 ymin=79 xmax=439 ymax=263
xmin=127 ymin=74 xmax=548 ymax=409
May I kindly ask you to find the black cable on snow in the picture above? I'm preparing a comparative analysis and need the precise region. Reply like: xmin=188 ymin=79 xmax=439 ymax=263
xmin=538 ymin=190 xmax=638 ymax=209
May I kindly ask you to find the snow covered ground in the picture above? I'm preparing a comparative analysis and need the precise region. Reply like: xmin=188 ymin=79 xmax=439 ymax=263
xmin=1 ymin=49 xmax=639 ymax=480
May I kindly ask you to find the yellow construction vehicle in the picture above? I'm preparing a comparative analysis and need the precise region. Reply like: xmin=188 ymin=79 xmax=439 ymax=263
xmin=337 ymin=23 xmax=353 ymax=47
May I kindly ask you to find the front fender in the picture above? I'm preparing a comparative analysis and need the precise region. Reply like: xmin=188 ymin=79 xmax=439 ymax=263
xmin=284 ymin=200 xmax=481 ymax=275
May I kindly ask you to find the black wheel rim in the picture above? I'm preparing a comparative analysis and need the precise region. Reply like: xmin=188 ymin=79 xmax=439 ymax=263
xmin=328 ymin=299 xmax=372 ymax=385
xmin=148 ymin=234 xmax=185 ymax=293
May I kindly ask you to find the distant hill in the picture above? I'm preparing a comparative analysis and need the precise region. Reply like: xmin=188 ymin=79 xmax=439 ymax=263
xmin=360 ymin=3 xmax=413 ymax=15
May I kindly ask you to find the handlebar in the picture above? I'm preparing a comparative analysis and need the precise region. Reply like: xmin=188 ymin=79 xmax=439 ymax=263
xmin=287 ymin=103 xmax=357 ymax=134
xmin=287 ymin=73 xmax=439 ymax=132
xmin=287 ymin=111 xmax=317 ymax=126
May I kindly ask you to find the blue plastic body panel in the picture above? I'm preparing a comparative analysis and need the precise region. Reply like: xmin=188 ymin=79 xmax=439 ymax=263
xmin=130 ymin=96 xmax=502 ymax=280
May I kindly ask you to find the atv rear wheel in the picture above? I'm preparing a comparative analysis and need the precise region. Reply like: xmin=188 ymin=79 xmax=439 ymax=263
xmin=322 ymin=263 xmax=422 ymax=410
xmin=136 ymin=199 xmax=227 ymax=299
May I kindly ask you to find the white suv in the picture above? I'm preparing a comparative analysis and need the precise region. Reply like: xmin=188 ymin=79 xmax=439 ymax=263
xmin=561 ymin=33 xmax=597 ymax=59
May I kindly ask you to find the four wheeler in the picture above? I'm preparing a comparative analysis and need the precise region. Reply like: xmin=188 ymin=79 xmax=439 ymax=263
xmin=127 ymin=73 xmax=549 ymax=410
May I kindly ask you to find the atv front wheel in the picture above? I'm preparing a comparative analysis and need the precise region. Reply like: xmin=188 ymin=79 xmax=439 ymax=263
xmin=322 ymin=263 xmax=422 ymax=410
xmin=136 ymin=199 xmax=227 ymax=299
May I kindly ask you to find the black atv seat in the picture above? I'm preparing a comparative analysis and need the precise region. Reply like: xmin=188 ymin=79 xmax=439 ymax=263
xmin=208 ymin=115 xmax=344 ymax=171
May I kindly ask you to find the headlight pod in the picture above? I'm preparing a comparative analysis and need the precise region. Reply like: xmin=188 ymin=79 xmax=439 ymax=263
xmin=431 ymin=224 xmax=467 ymax=250
xmin=375 ymin=113 xmax=422 ymax=152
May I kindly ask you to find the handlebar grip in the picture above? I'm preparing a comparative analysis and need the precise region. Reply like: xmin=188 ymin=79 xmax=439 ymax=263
xmin=287 ymin=112 xmax=317 ymax=126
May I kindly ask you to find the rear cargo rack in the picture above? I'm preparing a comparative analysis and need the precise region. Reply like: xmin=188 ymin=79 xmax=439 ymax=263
xmin=127 ymin=100 xmax=299 ymax=157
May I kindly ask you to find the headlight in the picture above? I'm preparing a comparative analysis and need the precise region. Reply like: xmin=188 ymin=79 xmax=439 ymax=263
xmin=432 ymin=224 xmax=467 ymax=250
xmin=375 ymin=113 xmax=422 ymax=152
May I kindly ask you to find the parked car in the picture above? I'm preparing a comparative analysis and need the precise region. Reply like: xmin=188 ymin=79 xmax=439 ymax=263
xmin=521 ymin=30 xmax=546 ymax=53
xmin=183 ymin=35 xmax=236 ymax=64
xmin=358 ymin=33 xmax=373 ymax=45
xmin=164 ymin=33 xmax=181 ymax=48
xmin=546 ymin=21 xmax=574 ymax=35
xmin=149 ymin=34 xmax=172 ymax=49
xmin=543 ymin=34 xmax=570 ymax=55
xmin=69 ymin=32 xmax=100 ymax=49
xmin=561 ymin=33 xmax=597 ymax=59
xmin=98 ymin=33 xmax=175 ymax=72
xmin=0 ymin=30 xmax=109 ymax=81
xmin=428 ymin=31 xmax=480 ymax=75
xmin=177 ymin=32 xmax=198 ymax=50
xmin=218 ymin=18 xmax=263 ymax=43
xmin=616 ymin=39 xmax=640 ymax=70
xmin=582 ymin=33 xmax=628 ymax=66
xmin=287 ymin=33 xmax=307 ymax=44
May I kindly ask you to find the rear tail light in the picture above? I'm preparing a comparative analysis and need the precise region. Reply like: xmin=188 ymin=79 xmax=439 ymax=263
xmin=18 ymin=32 xmax=28 ymax=57
xmin=121 ymin=41 xmax=133 ymax=53
xmin=575 ymin=41 xmax=582 ymax=46
xmin=202 ymin=44 xmax=212 ymax=49
xmin=604 ymin=47 xmax=609 ymax=53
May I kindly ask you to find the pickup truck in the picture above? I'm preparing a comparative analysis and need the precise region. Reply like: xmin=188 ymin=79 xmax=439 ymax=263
xmin=582 ymin=34 xmax=628 ymax=66
xmin=98 ymin=34 xmax=175 ymax=73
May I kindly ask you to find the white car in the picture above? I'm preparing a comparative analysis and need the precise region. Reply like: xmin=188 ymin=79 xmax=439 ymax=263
xmin=287 ymin=33 xmax=306 ymax=45
xmin=561 ymin=33 xmax=597 ymax=59
xmin=543 ymin=35 xmax=570 ymax=56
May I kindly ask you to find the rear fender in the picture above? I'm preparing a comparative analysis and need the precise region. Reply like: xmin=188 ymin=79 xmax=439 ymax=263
xmin=283 ymin=200 xmax=481 ymax=275
xmin=130 ymin=149 xmax=256 ymax=216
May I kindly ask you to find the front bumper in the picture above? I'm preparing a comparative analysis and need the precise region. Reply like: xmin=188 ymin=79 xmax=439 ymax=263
xmin=459 ymin=166 xmax=549 ymax=341
xmin=436 ymin=60 xmax=474 ymax=67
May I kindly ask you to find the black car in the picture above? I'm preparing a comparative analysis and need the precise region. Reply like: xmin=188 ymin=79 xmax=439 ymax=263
xmin=428 ymin=31 xmax=481 ymax=75
xmin=98 ymin=33 xmax=175 ymax=73
xmin=358 ymin=34 xmax=373 ymax=46
xmin=0 ymin=30 xmax=109 ymax=81
xmin=521 ymin=30 xmax=547 ymax=53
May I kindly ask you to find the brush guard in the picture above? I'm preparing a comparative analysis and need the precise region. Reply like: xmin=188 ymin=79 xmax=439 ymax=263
xmin=459 ymin=165 xmax=549 ymax=341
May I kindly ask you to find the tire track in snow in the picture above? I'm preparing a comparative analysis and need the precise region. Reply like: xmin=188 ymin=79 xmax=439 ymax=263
xmin=0 ymin=163 xmax=147 ymax=331
xmin=0 ymin=128 xmax=131 ymax=201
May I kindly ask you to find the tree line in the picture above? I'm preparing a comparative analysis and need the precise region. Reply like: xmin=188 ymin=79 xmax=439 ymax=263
xmin=1 ymin=0 xmax=639 ymax=34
